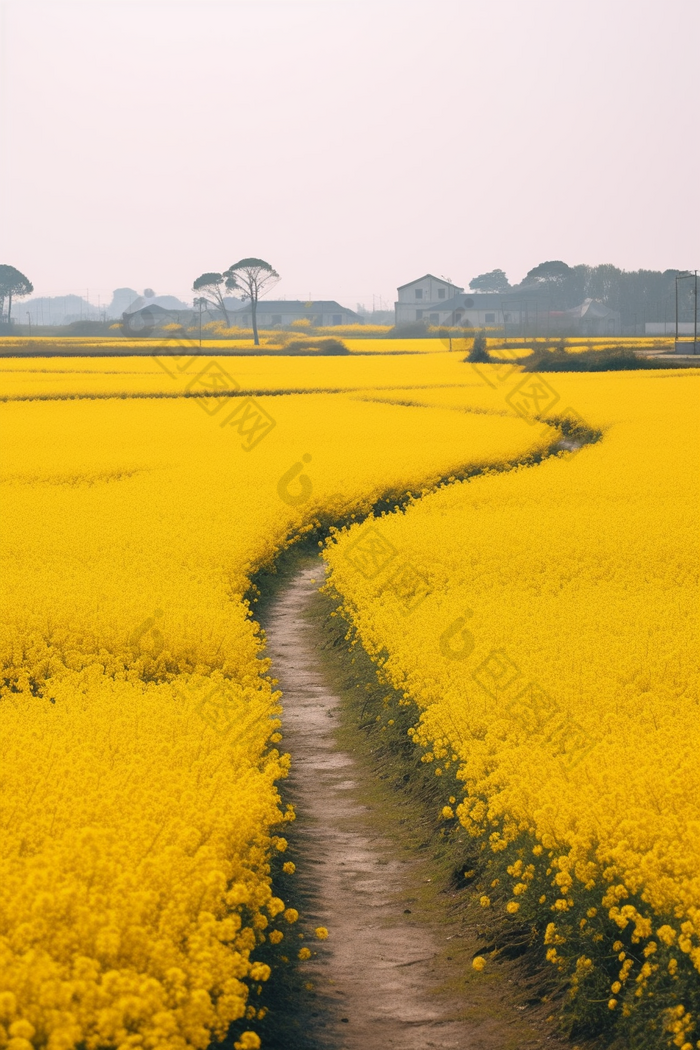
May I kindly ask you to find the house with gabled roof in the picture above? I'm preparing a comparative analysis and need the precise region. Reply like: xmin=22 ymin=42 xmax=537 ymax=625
xmin=396 ymin=276 xmax=506 ymax=328
xmin=395 ymin=274 xmax=464 ymax=324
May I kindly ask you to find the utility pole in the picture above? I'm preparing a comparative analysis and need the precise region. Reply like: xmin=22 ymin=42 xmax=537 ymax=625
xmin=675 ymin=271 xmax=698 ymax=352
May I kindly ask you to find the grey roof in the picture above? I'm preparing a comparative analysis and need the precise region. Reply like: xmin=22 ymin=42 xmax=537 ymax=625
xmin=413 ymin=292 xmax=503 ymax=312
xmin=397 ymin=274 xmax=464 ymax=292
xmin=123 ymin=298 xmax=191 ymax=317
xmin=229 ymin=300 xmax=361 ymax=317
xmin=124 ymin=303 xmax=190 ymax=318
xmin=564 ymin=298 xmax=618 ymax=320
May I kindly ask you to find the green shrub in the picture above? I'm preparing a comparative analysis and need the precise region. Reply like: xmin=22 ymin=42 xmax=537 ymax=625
xmin=384 ymin=320 xmax=432 ymax=339
xmin=63 ymin=320 xmax=114 ymax=336
xmin=523 ymin=346 xmax=692 ymax=372
xmin=280 ymin=337 xmax=349 ymax=355
xmin=465 ymin=329 xmax=490 ymax=363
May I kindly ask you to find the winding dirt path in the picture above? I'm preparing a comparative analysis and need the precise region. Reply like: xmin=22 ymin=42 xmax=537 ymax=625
xmin=263 ymin=562 xmax=480 ymax=1050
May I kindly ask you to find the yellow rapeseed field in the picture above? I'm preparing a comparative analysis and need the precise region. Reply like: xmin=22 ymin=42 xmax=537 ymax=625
xmin=0 ymin=349 xmax=550 ymax=1049
xmin=1 ymin=346 xmax=697 ymax=1047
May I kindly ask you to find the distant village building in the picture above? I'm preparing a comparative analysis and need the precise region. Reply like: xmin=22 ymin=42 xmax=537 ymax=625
xmin=395 ymin=274 xmax=507 ymax=328
xmin=121 ymin=298 xmax=362 ymax=334
xmin=228 ymin=300 xmax=362 ymax=328
xmin=395 ymin=273 xmax=621 ymax=336
xmin=500 ymin=294 xmax=620 ymax=336
xmin=395 ymin=275 xmax=463 ymax=324
xmin=554 ymin=298 xmax=620 ymax=336
xmin=121 ymin=302 xmax=196 ymax=336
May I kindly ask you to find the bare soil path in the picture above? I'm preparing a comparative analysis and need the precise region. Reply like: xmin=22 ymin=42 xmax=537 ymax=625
xmin=262 ymin=558 xmax=566 ymax=1050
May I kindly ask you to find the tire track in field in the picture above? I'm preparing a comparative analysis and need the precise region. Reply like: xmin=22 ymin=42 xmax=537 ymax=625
xmin=0 ymin=382 xmax=482 ymax=404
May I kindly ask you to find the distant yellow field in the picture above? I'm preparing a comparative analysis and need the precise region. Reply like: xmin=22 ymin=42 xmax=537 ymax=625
xmin=0 ymin=332 xmax=677 ymax=359
xmin=0 ymin=348 xmax=506 ymax=399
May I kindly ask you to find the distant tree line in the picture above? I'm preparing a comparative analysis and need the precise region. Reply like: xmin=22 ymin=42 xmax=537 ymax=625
xmin=469 ymin=261 xmax=697 ymax=325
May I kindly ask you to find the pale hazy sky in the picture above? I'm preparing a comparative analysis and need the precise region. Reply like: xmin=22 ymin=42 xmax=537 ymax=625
xmin=1 ymin=0 xmax=698 ymax=309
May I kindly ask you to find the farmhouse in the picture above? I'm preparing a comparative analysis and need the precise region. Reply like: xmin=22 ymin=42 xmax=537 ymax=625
xmin=121 ymin=302 xmax=197 ymax=335
xmin=228 ymin=300 xmax=362 ymax=328
xmin=395 ymin=275 xmax=506 ymax=327
xmin=395 ymin=274 xmax=463 ymax=324
xmin=121 ymin=298 xmax=362 ymax=333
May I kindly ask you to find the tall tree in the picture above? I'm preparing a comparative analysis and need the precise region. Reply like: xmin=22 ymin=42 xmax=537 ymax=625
xmin=192 ymin=272 xmax=237 ymax=326
xmin=518 ymin=260 xmax=576 ymax=311
xmin=0 ymin=265 xmax=33 ymax=324
xmin=468 ymin=268 xmax=510 ymax=293
xmin=522 ymin=260 xmax=572 ymax=287
xmin=223 ymin=258 xmax=279 ymax=346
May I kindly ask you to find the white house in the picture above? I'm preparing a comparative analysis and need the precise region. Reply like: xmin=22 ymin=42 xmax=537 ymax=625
xmin=395 ymin=275 xmax=464 ymax=324
xmin=395 ymin=275 xmax=506 ymax=328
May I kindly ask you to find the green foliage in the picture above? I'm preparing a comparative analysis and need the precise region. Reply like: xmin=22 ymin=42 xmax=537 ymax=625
xmin=523 ymin=346 xmax=693 ymax=372
xmin=223 ymin=260 xmax=280 ymax=347
xmin=192 ymin=272 xmax=223 ymax=292
xmin=225 ymin=258 xmax=276 ymax=275
xmin=469 ymin=269 xmax=511 ymax=293
xmin=385 ymin=320 xmax=433 ymax=339
xmin=64 ymin=320 xmax=114 ymax=336
xmin=0 ymin=264 xmax=34 ymax=322
xmin=280 ymin=336 xmax=349 ymax=355
xmin=511 ymin=260 xmax=695 ymax=328
xmin=523 ymin=260 xmax=572 ymax=285
xmin=465 ymin=330 xmax=490 ymax=362
xmin=192 ymin=273 xmax=230 ymax=324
